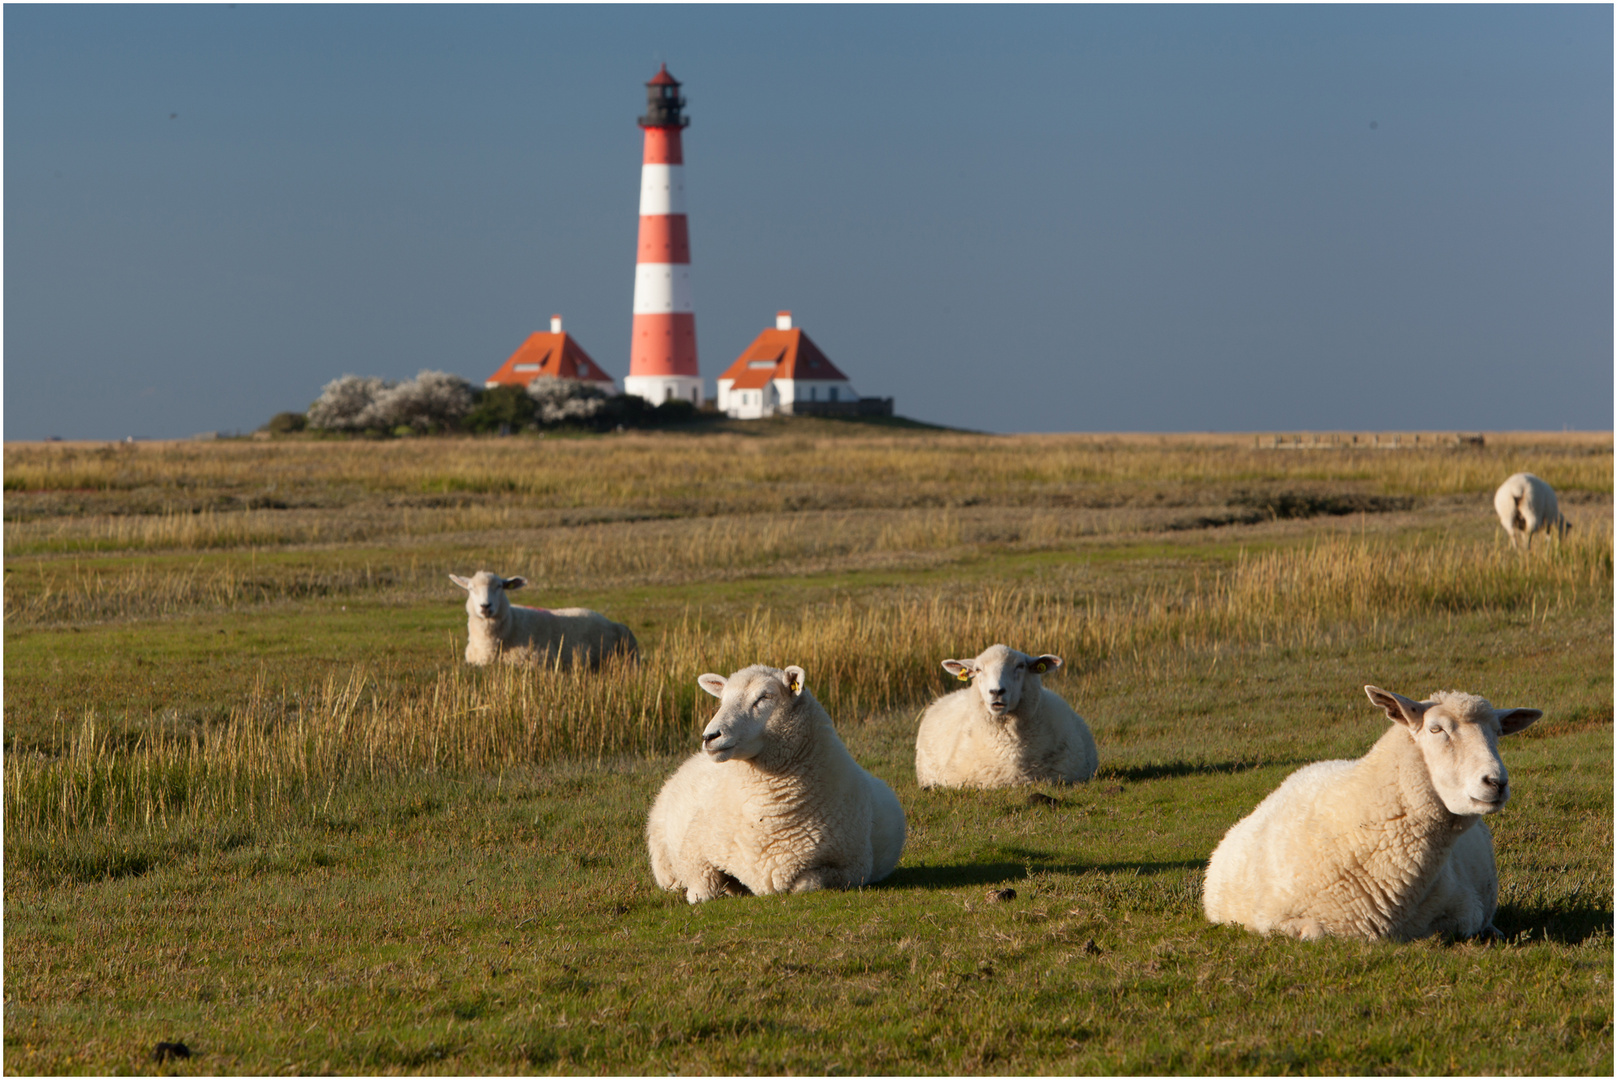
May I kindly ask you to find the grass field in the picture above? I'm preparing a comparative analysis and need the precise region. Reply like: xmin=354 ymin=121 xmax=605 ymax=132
xmin=4 ymin=425 xmax=1612 ymax=1074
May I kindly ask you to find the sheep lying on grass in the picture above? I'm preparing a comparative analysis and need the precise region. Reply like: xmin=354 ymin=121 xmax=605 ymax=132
xmin=646 ymin=664 xmax=906 ymax=903
xmin=915 ymin=644 xmax=1098 ymax=789
xmin=1203 ymin=685 xmax=1542 ymax=941
xmin=449 ymin=571 xmax=637 ymax=669
xmin=1493 ymin=472 xmax=1570 ymax=551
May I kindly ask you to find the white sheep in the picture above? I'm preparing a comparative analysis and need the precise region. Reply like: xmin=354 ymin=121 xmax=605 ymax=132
xmin=448 ymin=571 xmax=637 ymax=669
xmin=1203 ymin=685 xmax=1542 ymax=941
xmin=914 ymin=644 xmax=1098 ymax=789
xmin=646 ymin=664 xmax=906 ymax=903
xmin=1493 ymin=472 xmax=1570 ymax=551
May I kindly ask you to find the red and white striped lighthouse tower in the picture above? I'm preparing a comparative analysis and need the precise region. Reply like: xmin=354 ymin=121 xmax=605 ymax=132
xmin=625 ymin=64 xmax=702 ymax=406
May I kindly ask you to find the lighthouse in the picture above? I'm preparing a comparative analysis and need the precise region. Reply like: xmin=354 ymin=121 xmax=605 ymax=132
xmin=624 ymin=64 xmax=702 ymax=407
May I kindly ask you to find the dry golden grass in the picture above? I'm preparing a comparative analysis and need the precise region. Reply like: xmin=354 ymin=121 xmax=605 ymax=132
xmin=7 ymin=428 xmax=1609 ymax=835
xmin=10 ymin=519 xmax=1608 ymax=843
xmin=6 ymin=430 xmax=1610 ymax=518
xmin=8 ymin=492 xmax=1606 ymax=629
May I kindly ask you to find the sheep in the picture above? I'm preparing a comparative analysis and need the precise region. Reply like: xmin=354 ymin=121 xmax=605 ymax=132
xmin=914 ymin=644 xmax=1098 ymax=789
xmin=1493 ymin=472 xmax=1570 ymax=551
xmin=646 ymin=664 xmax=906 ymax=903
xmin=1202 ymin=685 xmax=1542 ymax=942
xmin=448 ymin=571 xmax=637 ymax=669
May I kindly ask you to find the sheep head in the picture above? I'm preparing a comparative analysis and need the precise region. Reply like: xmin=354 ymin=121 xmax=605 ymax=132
xmin=696 ymin=665 xmax=809 ymax=764
xmin=1365 ymin=686 xmax=1541 ymax=816
xmin=449 ymin=571 xmax=528 ymax=622
xmin=941 ymin=645 xmax=1063 ymax=718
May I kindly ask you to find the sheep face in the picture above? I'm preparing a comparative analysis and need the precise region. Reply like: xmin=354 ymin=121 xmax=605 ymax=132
xmin=696 ymin=665 xmax=807 ymax=763
xmin=941 ymin=645 xmax=1063 ymax=717
xmin=449 ymin=571 xmax=528 ymax=622
xmin=1365 ymin=686 xmax=1542 ymax=815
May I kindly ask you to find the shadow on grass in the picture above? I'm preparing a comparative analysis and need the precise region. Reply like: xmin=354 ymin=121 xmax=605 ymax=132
xmin=1100 ymin=759 xmax=1307 ymax=783
xmin=1495 ymin=902 xmax=1615 ymax=945
xmin=883 ymin=858 xmax=1204 ymax=891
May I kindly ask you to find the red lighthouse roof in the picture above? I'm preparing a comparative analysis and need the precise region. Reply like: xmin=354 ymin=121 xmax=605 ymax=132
xmin=647 ymin=64 xmax=679 ymax=86
xmin=486 ymin=319 xmax=615 ymax=388
xmin=718 ymin=323 xmax=849 ymax=387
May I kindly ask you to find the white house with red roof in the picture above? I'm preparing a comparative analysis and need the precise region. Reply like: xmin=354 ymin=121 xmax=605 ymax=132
xmin=715 ymin=312 xmax=858 ymax=419
xmin=485 ymin=316 xmax=616 ymax=390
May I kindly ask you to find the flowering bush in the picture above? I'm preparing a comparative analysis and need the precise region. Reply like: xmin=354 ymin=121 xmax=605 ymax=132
xmin=528 ymin=378 xmax=610 ymax=427
xmin=306 ymin=375 xmax=394 ymax=431
xmin=365 ymin=370 xmax=475 ymax=433
xmin=306 ymin=371 xmax=473 ymax=432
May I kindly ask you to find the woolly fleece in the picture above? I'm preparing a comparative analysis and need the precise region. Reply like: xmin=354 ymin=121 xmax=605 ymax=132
xmin=449 ymin=571 xmax=637 ymax=668
xmin=647 ymin=664 xmax=906 ymax=903
xmin=1493 ymin=472 xmax=1570 ymax=551
xmin=1203 ymin=686 xmax=1541 ymax=941
xmin=915 ymin=644 xmax=1098 ymax=789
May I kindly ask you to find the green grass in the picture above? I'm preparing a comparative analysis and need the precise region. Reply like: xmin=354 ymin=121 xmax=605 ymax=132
xmin=3 ymin=431 xmax=1611 ymax=1074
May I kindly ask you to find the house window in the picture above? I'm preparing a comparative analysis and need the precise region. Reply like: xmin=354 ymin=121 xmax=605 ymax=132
xmin=664 ymin=387 xmax=673 ymax=402
xmin=513 ymin=363 xmax=540 ymax=372
xmin=829 ymin=386 xmax=838 ymax=402
xmin=810 ymin=386 xmax=817 ymax=401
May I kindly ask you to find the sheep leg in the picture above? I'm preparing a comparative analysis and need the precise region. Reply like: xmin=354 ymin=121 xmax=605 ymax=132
xmin=1276 ymin=916 xmax=1327 ymax=941
xmin=788 ymin=865 xmax=850 ymax=894
xmin=685 ymin=865 xmax=750 ymax=904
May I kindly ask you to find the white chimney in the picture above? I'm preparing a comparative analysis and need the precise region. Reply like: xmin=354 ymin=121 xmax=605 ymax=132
xmin=776 ymin=310 xmax=793 ymax=331
xmin=550 ymin=314 xmax=563 ymax=333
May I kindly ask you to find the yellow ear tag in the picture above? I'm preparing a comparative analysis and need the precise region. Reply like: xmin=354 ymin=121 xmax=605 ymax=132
xmin=787 ymin=674 xmax=801 ymax=693
xmin=956 ymin=671 xmax=972 ymax=682
xmin=1032 ymin=662 xmax=1048 ymax=674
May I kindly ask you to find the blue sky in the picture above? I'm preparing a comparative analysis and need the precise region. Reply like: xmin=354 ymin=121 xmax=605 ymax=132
xmin=4 ymin=4 xmax=1611 ymax=437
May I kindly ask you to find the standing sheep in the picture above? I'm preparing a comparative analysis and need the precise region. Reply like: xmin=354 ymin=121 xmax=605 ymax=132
xmin=646 ymin=664 xmax=906 ymax=903
xmin=1203 ymin=685 xmax=1542 ymax=941
xmin=1493 ymin=472 xmax=1570 ymax=551
xmin=914 ymin=644 xmax=1098 ymax=789
xmin=449 ymin=571 xmax=637 ymax=669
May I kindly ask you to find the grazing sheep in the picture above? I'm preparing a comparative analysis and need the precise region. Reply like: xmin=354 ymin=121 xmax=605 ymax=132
xmin=646 ymin=664 xmax=906 ymax=903
xmin=914 ymin=644 xmax=1098 ymax=789
xmin=1493 ymin=472 xmax=1570 ymax=551
xmin=1203 ymin=685 xmax=1542 ymax=941
xmin=448 ymin=571 xmax=637 ymax=668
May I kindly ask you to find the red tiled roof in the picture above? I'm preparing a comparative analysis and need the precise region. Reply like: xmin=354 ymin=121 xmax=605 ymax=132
xmin=727 ymin=368 xmax=778 ymax=391
xmin=717 ymin=326 xmax=849 ymax=384
xmin=648 ymin=64 xmax=678 ymax=86
xmin=486 ymin=331 xmax=614 ymax=387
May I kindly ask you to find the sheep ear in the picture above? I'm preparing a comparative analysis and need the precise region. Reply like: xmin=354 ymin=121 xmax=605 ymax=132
xmin=1365 ymin=685 xmax=1427 ymax=729
xmin=697 ymin=674 xmax=727 ymax=699
xmin=503 ymin=576 xmax=527 ymax=591
xmin=449 ymin=574 xmax=472 ymax=590
xmin=1495 ymin=707 xmax=1543 ymax=736
xmin=941 ymin=659 xmax=971 ymax=681
xmin=1030 ymin=654 xmax=1063 ymax=675
xmin=783 ymin=666 xmax=806 ymax=696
